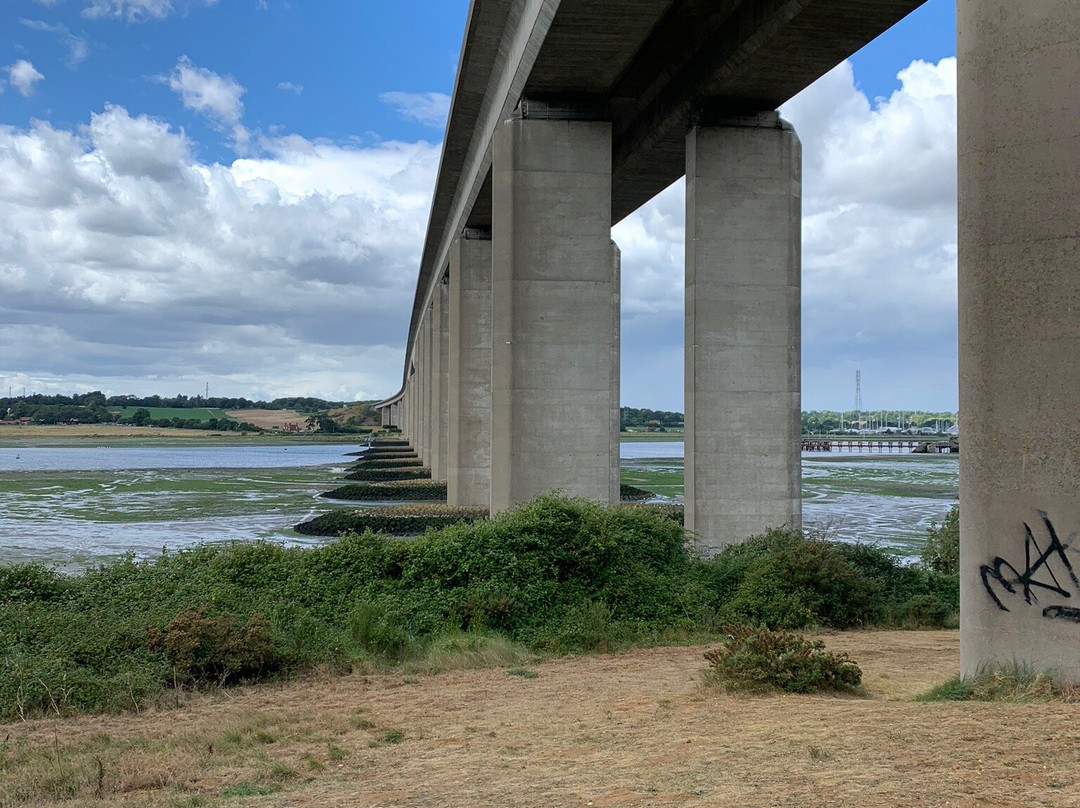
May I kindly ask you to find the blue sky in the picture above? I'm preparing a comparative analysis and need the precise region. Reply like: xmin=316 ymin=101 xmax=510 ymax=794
xmin=0 ymin=0 xmax=958 ymax=411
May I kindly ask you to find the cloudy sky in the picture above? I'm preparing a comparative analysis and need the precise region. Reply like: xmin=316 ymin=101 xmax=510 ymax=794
xmin=0 ymin=0 xmax=957 ymax=411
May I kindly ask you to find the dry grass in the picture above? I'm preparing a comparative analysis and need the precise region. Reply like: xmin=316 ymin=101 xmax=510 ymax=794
xmin=223 ymin=410 xmax=309 ymax=430
xmin=3 ymin=631 xmax=1080 ymax=807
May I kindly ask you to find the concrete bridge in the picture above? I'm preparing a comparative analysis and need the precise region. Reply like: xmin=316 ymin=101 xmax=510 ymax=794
xmin=376 ymin=2 xmax=1080 ymax=677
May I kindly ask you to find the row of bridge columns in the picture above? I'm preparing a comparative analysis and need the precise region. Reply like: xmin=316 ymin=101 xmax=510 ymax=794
xmin=384 ymin=108 xmax=801 ymax=554
xmin=379 ymin=1 xmax=1080 ymax=679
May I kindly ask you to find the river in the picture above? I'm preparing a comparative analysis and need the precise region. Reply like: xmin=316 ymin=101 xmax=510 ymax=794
xmin=0 ymin=440 xmax=956 ymax=567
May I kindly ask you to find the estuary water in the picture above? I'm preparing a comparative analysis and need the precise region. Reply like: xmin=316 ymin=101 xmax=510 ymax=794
xmin=0 ymin=440 xmax=957 ymax=567
xmin=0 ymin=443 xmax=362 ymax=567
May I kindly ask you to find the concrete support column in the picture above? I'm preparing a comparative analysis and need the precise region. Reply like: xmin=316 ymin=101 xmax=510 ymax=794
xmin=380 ymin=407 xmax=390 ymax=428
xmin=609 ymin=240 xmax=622 ymax=504
xmin=430 ymin=276 xmax=450 ymax=481
xmin=959 ymin=1 xmax=1080 ymax=679
xmin=419 ymin=311 xmax=432 ymax=465
xmin=490 ymin=115 xmax=619 ymax=511
xmin=448 ymin=231 xmax=493 ymax=507
xmin=684 ymin=114 xmax=802 ymax=555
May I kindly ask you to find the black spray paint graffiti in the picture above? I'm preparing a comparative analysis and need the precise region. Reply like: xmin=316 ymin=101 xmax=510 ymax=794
xmin=980 ymin=512 xmax=1080 ymax=622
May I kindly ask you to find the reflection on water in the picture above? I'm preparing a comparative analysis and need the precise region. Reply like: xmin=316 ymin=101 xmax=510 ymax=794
xmin=0 ymin=440 xmax=958 ymax=567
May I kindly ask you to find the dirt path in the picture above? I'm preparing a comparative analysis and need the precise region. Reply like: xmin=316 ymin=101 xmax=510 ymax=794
xmin=5 ymin=631 xmax=1080 ymax=807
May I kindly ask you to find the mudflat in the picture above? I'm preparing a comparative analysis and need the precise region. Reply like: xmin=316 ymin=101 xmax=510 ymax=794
xmin=4 ymin=630 xmax=1079 ymax=807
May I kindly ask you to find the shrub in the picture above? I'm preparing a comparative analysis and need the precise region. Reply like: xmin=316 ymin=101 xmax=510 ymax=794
xmin=921 ymin=505 xmax=959 ymax=575
xmin=700 ymin=528 xmax=957 ymax=630
xmin=146 ymin=607 xmax=281 ymax=686
xmin=709 ymin=530 xmax=880 ymax=629
xmin=703 ymin=625 xmax=862 ymax=693
xmin=0 ymin=562 xmax=70 ymax=604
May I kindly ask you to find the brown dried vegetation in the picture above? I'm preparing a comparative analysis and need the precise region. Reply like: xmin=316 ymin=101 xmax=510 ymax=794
xmin=4 ymin=631 xmax=1080 ymax=808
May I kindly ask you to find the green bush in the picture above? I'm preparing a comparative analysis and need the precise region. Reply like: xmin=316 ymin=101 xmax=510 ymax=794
xmin=322 ymin=481 xmax=447 ymax=501
xmin=921 ymin=505 xmax=959 ymax=575
xmin=704 ymin=530 xmax=878 ymax=629
xmin=698 ymin=528 xmax=957 ymax=630
xmin=344 ymin=467 xmax=432 ymax=482
xmin=0 ymin=495 xmax=958 ymax=720
xmin=0 ymin=562 xmax=70 ymax=604
xmin=296 ymin=505 xmax=488 ymax=536
xmin=703 ymin=625 xmax=862 ymax=693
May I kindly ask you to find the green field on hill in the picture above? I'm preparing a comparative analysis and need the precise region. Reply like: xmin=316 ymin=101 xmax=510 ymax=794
xmin=111 ymin=407 xmax=235 ymax=422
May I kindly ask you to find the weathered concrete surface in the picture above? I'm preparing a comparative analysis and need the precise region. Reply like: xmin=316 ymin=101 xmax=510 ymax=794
xmin=609 ymin=240 xmax=622 ymax=505
xmin=419 ymin=311 xmax=432 ymax=465
xmin=448 ymin=234 xmax=493 ymax=508
xmin=958 ymin=1 xmax=1080 ymax=679
xmin=490 ymin=117 xmax=619 ymax=512
xmin=684 ymin=118 xmax=801 ymax=555
xmin=430 ymin=278 xmax=450 ymax=481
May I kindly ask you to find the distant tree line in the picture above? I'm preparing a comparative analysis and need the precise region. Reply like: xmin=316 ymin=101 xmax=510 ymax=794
xmin=0 ymin=391 xmax=378 ymax=430
xmin=621 ymin=407 xmax=684 ymax=430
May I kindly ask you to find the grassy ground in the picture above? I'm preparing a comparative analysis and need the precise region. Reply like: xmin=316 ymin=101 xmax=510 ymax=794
xmin=110 ymin=408 xmax=234 ymax=423
xmin=5 ymin=630 xmax=1079 ymax=808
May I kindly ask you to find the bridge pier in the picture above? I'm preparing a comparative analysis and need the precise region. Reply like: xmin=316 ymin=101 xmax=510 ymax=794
xmin=419 ymin=310 xmax=432 ymax=466
xmin=684 ymin=114 xmax=802 ymax=554
xmin=448 ymin=231 xmax=493 ymax=507
xmin=489 ymin=115 xmax=620 ymax=512
xmin=430 ymin=275 xmax=450 ymax=481
xmin=959 ymin=0 xmax=1080 ymax=679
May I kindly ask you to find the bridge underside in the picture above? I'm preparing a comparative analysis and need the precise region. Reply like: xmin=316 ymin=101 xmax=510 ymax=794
xmin=380 ymin=0 xmax=927 ymax=549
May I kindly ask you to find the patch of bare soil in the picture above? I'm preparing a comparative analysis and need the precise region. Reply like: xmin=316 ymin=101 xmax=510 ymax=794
xmin=225 ymin=409 xmax=309 ymax=429
xmin=5 ymin=631 xmax=1080 ymax=808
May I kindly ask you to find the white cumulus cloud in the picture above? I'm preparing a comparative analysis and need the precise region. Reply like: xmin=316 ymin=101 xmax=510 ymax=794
xmin=379 ymin=91 xmax=450 ymax=129
xmin=8 ymin=60 xmax=45 ymax=97
xmin=165 ymin=56 xmax=249 ymax=151
xmin=0 ymin=105 xmax=439 ymax=401
xmin=276 ymin=81 xmax=303 ymax=95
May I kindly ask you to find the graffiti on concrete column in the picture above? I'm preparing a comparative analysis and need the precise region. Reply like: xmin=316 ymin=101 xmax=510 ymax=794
xmin=980 ymin=512 xmax=1080 ymax=622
